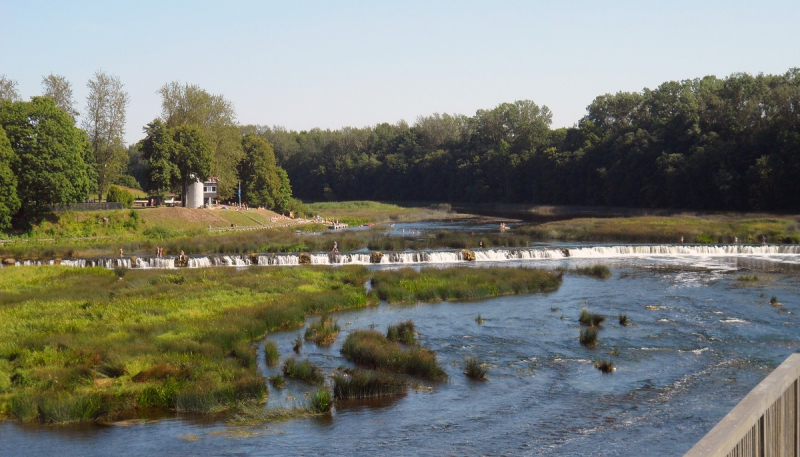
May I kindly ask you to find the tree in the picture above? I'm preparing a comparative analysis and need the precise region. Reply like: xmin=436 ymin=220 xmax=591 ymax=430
xmin=0 ymin=125 xmax=20 ymax=230
xmin=173 ymin=125 xmax=212 ymax=206
xmin=0 ymin=97 xmax=93 ymax=218
xmin=239 ymin=133 xmax=283 ymax=209
xmin=82 ymin=71 xmax=129 ymax=201
xmin=139 ymin=119 xmax=179 ymax=196
xmin=0 ymin=75 xmax=20 ymax=102
xmin=158 ymin=82 xmax=243 ymax=199
xmin=42 ymin=74 xmax=79 ymax=120
xmin=138 ymin=120 xmax=211 ymax=206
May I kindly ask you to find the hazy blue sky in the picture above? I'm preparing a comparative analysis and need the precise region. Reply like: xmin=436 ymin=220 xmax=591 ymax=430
xmin=3 ymin=1 xmax=799 ymax=144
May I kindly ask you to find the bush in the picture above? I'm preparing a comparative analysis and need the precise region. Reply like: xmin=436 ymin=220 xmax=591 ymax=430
xmin=580 ymin=328 xmax=598 ymax=348
xmin=579 ymin=309 xmax=606 ymax=327
xmin=106 ymin=185 xmax=134 ymax=208
xmin=464 ymin=357 xmax=487 ymax=380
xmin=113 ymin=175 xmax=142 ymax=190
xmin=282 ymin=357 xmax=323 ymax=384
xmin=308 ymin=387 xmax=332 ymax=413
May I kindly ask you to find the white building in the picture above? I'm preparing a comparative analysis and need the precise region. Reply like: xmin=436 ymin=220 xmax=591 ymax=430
xmin=186 ymin=177 xmax=219 ymax=207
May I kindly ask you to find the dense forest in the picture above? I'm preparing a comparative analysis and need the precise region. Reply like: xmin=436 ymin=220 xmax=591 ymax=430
xmin=248 ymin=69 xmax=800 ymax=212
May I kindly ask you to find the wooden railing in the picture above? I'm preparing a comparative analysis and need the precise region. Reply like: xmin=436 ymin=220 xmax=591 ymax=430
xmin=686 ymin=353 xmax=800 ymax=457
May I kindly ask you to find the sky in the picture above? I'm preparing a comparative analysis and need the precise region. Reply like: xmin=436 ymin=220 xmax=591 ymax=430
xmin=2 ymin=0 xmax=799 ymax=145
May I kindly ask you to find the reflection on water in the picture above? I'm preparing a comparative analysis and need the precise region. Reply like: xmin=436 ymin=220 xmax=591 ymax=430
xmin=2 ymin=256 xmax=799 ymax=456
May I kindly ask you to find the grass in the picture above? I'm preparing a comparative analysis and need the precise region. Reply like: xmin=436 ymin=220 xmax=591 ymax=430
xmin=264 ymin=340 xmax=279 ymax=366
xmin=737 ymin=274 xmax=760 ymax=283
xmin=340 ymin=329 xmax=447 ymax=381
xmin=387 ymin=321 xmax=416 ymax=345
xmin=332 ymin=368 xmax=408 ymax=399
xmin=371 ymin=267 xmax=562 ymax=305
xmin=304 ymin=315 xmax=341 ymax=346
xmin=308 ymin=387 xmax=332 ymax=413
xmin=579 ymin=328 xmax=599 ymax=349
xmin=282 ymin=357 xmax=324 ymax=384
xmin=0 ymin=265 xmax=374 ymax=423
xmin=570 ymin=265 xmax=612 ymax=279
xmin=594 ymin=360 xmax=615 ymax=373
xmin=518 ymin=214 xmax=800 ymax=244
xmin=269 ymin=375 xmax=285 ymax=389
xmin=464 ymin=357 xmax=487 ymax=380
xmin=579 ymin=309 xmax=606 ymax=327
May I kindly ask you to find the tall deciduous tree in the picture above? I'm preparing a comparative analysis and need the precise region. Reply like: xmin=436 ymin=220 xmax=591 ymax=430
xmin=0 ymin=125 xmax=20 ymax=230
xmin=239 ymin=133 xmax=283 ymax=210
xmin=138 ymin=120 xmax=211 ymax=206
xmin=0 ymin=76 xmax=20 ymax=102
xmin=83 ymin=71 xmax=129 ymax=201
xmin=42 ymin=74 xmax=79 ymax=120
xmin=158 ymin=82 xmax=243 ymax=199
xmin=0 ymin=97 xmax=93 ymax=218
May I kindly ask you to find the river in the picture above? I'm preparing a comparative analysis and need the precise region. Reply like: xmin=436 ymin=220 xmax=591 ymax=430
xmin=1 ymin=254 xmax=799 ymax=456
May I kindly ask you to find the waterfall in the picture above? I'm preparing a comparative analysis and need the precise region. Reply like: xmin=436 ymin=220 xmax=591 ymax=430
xmin=8 ymin=244 xmax=800 ymax=270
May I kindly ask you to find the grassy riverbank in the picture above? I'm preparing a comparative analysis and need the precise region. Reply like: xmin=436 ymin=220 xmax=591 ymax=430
xmin=371 ymin=267 xmax=562 ymax=304
xmin=519 ymin=214 xmax=800 ymax=244
xmin=0 ymin=265 xmax=374 ymax=423
xmin=0 ymin=264 xmax=563 ymax=423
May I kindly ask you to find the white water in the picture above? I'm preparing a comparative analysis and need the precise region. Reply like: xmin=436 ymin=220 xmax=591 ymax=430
xmin=5 ymin=244 xmax=800 ymax=270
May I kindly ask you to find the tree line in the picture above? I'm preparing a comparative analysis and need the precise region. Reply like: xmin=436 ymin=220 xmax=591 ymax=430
xmin=248 ymin=69 xmax=800 ymax=212
xmin=0 ymin=75 xmax=292 ymax=231
xmin=1 ymin=69 xmax=798 ymax=231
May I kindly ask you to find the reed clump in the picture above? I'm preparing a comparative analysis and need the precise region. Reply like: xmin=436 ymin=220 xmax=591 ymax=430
xmin=308 ymin=387 xmax=332 ymax=413
xmin=304 ymin=315 xmax=341 ymax=346
xmin=594 ymin=360 xmax=615 ymax=373
xmin=618 ymin=314 xmax=629 ymax=326
xmin=282 ymin=357 xmax=324 ymax=384
xmin=464 ymin=357 xmax=487 ymax=380
xmin=579 ymin=309 xmax=606 ymax=327
xmin=572 ymin=265 xmax=612 ymax=279
xmin=387 ymin=320 xmax=416 ymax=345
xmin=341 ymin=329 xmax=447 ymax=381
xmin=580 ymin=328 xmax=599 ymax=349
xmin=264 ymin=340 xmax=279 ymax=366
xmin=332 ymin=368 xmax=408 ymax=399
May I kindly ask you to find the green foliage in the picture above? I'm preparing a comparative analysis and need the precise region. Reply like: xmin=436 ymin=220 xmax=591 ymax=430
xmin=0 ymin=125 xmax=20 ymax=230
xmin=106 ymin=185 xmax=134 ymax=208
xmin=340 ymin=329 xmax=447 ymax=381
xmin=387 ymin=320 xmax=416 ymax=345
xmin=579 ymin=309 xmax=606 ymax=327
xmin=579 ymin=328 xmax=599 ymax=348
xmin=308 ymin=387 xmax=332 ymax=413
xmin=0 ymin=265 xmax=373 ymax=422
xmin=282 ymin=357 xmax=324 ymax=384
xmin=264 ymin=340 xmax=279 ymax=366
xmin=464 ymin=357 xmax=487 ymax=380
xmin=303 ymin=315 xmax=341 ymax=346
xmin=0 ymin=97 xmax=93 ymax=218
xmin=371 ymin=267 xmax=562 ymax=305
xmin=332 ymin=368 xmax=407 ymax=399
xmin=239 ymin=133 xmax=291 ymax=211
xmin=114 ymin=174 xmax=142 ymax=190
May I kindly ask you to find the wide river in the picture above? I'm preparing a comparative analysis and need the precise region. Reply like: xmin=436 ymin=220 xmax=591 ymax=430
xmin=1 ymin=252 xmax=799 ymax=456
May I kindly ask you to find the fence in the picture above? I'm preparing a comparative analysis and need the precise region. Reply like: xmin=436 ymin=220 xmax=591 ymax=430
xmin=686 ymin=353 xmax=800 ymax=456
xmin=52 ymin=202 xmax=123 ymax=212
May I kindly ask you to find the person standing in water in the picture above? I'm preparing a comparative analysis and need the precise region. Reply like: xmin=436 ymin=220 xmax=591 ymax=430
xmin=332 ymin=241 xmax=339 ymax=253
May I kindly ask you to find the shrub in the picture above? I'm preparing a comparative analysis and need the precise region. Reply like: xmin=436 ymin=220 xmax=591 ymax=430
xmin=308 ymin=387 xmax=332 ymax=413
xmin=387 ymin=320 xmax=416 ymax=345
xmin=579 ymin=328 xmax=598 ymax=349
xmin=304 ymin=316 xmax=341 ymax=346
xmin=106 ymin=185 xmax=134 ymax=208
xmin=332 ymin=368 xmax=407 ymax=399
xmin=579 ymin=309 xmax=606 ymax=327
xmin=113 ymin=175 xmax=142 ymax=190
xmin=282 ymin=357 xmax=323 ymax=384
xmin=340 ymin=329 xmax=447 ymax=381
xmin=464 ymin=357 xmax=487 ymax=380
xmin=595 ymin=360 xmax=614 ymax=373
xmin=573 ymin=265 xmax=612 ymax=279
xmin=264 ymin=340 xmax=279 ymax=366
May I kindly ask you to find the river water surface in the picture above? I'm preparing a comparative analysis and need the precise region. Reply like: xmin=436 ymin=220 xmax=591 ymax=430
xmin=1 ymin=255 xmax=799 ymax=456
